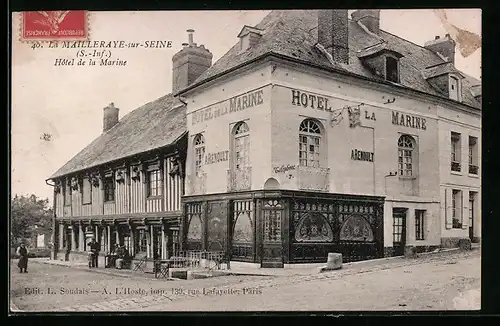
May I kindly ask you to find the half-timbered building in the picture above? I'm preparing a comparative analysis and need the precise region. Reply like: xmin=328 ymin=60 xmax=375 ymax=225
xmin=48 ymin=9 xmax=481 ymax=268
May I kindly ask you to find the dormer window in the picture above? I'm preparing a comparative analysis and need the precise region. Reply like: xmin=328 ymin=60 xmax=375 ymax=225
xmin=357 ymin=44 xmax=404 ymax=83
xmin=237 ymin=25 xmax=263 ymax=52
xmin=449 ymin=75 xmax=460 ymax=101
xmin=386 ymin=57 xmax=399 ymax=83
xmin=422 ymin=62 xmax=464 ymax=102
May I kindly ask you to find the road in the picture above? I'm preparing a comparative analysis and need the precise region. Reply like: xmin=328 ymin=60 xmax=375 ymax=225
xmin=10 ymin=249 xmax=480 ymax=312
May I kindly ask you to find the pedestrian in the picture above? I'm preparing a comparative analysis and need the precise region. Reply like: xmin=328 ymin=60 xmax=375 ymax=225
xmin=115 ymin=244 xmax=130 ymax=269
xmin=87 ymin=236 xmax=100 ymax=268
xmin=16 ymin=242 xmax=29 ymax=273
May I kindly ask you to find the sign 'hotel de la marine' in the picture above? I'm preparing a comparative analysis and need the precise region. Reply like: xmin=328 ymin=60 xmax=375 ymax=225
xmin=47 ymin=10 xmax=481 ymax=268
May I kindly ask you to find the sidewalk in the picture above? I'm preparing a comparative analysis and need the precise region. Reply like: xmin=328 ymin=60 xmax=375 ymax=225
xmin=29 ymin=258 xmax=169 ymax=280
xmin=31 ymin=246 xmax=475 ymax=279
xmin=218 ymin=247 xmax=465 ymax=277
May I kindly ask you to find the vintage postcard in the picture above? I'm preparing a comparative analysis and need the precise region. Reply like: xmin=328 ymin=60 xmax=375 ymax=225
xmin=10 ymin=9 xmax=481 ymax=313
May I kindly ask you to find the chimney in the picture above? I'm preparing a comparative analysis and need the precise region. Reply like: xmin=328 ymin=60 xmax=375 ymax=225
xmin=351 ymin=9 xmax=380 ymax=35
xmin=424 ymin=34 xmax=456 ymax=64
xmin=103 ymin=102 xmax=119 ymax=133
xmin=172 ymin=29 xmax=213 ymax=94
xmin=317 ymin=10 xmax=349 ymax=64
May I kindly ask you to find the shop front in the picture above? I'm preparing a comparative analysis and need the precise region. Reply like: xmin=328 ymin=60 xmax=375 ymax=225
xmin=182 ymin=190 xmax=385 ymax=267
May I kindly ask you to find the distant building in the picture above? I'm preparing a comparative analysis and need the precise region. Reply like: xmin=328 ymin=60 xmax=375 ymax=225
xmin=48 ymin=10 xmax=480 ymax=267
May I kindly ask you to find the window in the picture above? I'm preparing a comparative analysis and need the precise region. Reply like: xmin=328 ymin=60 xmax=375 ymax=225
xmin=386 ymin=57 xmax=399 ymax=83
xmin=451 ymin=132 xmax=461 ymax=172
xmin=452 ymin=189 xmax=463 ymax=228
xmin=468 ymin=136 xmax=478 ymax=175
xmin=194 ymin=134 xmax=205 ymax=177
xmin=147 ymin=170 xmax=161 ymax=197
xmin=299 ymin=119 xmax=322 ymax=167
xmin=103 ymin=177 xmax=115 ymax=202
xmin=82 ymin=177 xmax=92 ymax=204
xmin=64 ymin=183 xmax=72 ymax=205
xmin=233 ymin=122 xmax=250 ymax=169
xmin=449 ymin=76 xmax=460 ymax=101
xmin=137 ymin=228 xmax=148 ymax=253
xmin=398 ymin=135 xmax=416 ymax=177
xmin=415 ymin=210 xmax=425 ymax=240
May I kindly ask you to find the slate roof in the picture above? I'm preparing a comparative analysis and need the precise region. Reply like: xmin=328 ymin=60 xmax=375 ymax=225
xmin=189 ymin=10 xmax=481 ymax=109
xmin=50 ymin=95 xmax=186 ymax=179
xmin=50 ymin=10 xmax=481 ymax=180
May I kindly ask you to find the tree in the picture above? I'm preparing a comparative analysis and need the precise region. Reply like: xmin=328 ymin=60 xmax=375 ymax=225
xmin=11 ymin=194 xmax=53 ymax=247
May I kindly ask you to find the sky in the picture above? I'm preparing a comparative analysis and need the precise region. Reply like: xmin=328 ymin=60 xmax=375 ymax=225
xmin=11 ymin=9 xmax=481 ymax=204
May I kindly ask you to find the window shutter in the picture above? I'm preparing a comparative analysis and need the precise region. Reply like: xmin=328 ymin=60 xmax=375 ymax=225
xmin=445 ymin=189 xmax=452 ymax=229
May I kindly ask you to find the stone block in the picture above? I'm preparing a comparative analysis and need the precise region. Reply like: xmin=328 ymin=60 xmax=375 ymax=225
xmin=319 ymin=253 xmax=342 ymax=272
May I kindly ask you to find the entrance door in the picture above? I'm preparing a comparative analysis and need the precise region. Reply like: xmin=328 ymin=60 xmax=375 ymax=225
xmin=392 ymin=208 xmax=407 ymax=256
xmin=469 ymin=194 xmax=474 ymax=242
xmin=261 ymin=200 xmax=284 ymax=268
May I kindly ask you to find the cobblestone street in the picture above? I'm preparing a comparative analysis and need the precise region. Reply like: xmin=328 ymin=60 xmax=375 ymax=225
xmin=10 ymin=249 xmax=480 ymax=312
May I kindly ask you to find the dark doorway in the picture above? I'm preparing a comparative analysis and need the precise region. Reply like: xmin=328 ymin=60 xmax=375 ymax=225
xmin=261 ymin=200 xmax=284 ymax=268
xmin=392 ymin=208 xmax=407 ymax=256
xmin=469 ymin=193 xmax=475 ymax=242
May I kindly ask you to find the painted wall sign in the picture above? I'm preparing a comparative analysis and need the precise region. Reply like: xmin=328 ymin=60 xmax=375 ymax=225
xmin=391 ymin=110 xmax=427 ymax=130
xmin=291 ymin=89 xmax=334 ymax=111
xmin=351 ymin=149 xmax=374 ymax=162
xmin=273 ymin=164 xmax=296 ymax=174
xmin=192 ymin=89 xmax=264 ymax=125
xmin=204 ymin=150 xmax=229 ymax=165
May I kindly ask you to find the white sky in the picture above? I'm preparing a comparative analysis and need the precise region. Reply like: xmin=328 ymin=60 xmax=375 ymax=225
xmin=11 ymin=9 xmax=481 ymax=204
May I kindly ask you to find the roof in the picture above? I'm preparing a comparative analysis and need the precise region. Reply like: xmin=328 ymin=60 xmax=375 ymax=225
xmin=51 ymin=10 xmax=481 ymax=179
xmin=190 ymin=10 xmax=481 ymax=109
xmin=50 ymin=94 xmax=186 ymax=179
xmin=421 ymin=62 xmax=465 ymax=80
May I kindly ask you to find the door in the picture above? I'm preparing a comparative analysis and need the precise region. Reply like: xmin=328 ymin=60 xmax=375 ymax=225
xmin=261 ymin=200 xmax=284 ymax=268
xmin=469 ymin=195 xmax=474 ymax=242
xmin=392 ymin=208 xmax=407 ymax=256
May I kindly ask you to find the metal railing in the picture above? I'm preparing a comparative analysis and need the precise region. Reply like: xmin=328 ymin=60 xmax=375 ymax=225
xmin=168 ymin=250 xmax=227 ymax=271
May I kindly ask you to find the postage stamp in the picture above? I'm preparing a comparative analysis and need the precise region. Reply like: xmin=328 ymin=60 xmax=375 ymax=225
xmin=21 ymin=10 xmax=89 ymax=42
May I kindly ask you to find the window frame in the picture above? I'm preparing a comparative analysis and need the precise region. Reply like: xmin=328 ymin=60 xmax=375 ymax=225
xmin=194 ymin=134 xmax=206 ymax=177
xmin=103 ymin=176 xmax=115 ymax=202
xmin=451 ymin=132 xmax=462 ymax=172
xmin=233 ymin=121 xmax=250 ymax=170
xmin=452 ymin=189 xmax=463 ymax=229
xmin=397 ymin=134 xmax=416 ymax=177
xmin=147 ymin=169 xmax=162 ymax=198
xmin=299 ymin=119 xmax=322 ymax=168
xmin=468 ymin=136 xmax=479 ymax=175
xmin=385 ymin=56 xmax=400 ymax=83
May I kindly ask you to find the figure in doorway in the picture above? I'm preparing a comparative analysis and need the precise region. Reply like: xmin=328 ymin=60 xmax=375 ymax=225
xmin=87 ymin=236 xmax=100 ymax=268
xmin=16 ymin=242 xmax=29 ymax=273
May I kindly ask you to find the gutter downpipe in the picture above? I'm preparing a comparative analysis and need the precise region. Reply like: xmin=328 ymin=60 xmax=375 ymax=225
xmin=45 ymin=178 xmax=57 ymax=260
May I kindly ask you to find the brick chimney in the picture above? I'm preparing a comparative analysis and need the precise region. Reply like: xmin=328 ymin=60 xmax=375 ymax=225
xmin=103 ymin=102 xmax=119 ymax=133
xmin=317 ymin=10 xmax=349 ymax=64
xmin=424 ymin=34 xmax=456 ymax=64
xmin=172 ymin=29 xmax=213 ymax=94
xmin=351 ymin=9 xmax=380 ymax=35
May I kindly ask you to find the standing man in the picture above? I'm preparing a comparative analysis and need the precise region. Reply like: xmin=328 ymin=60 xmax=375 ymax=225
xmin=87 ymin=236 xmax=100 ymax=268
xmin=16 ymin=242 xmax=29 ymax=273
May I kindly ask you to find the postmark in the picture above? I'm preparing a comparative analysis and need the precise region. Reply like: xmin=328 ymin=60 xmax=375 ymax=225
xmin=21 ymin=11 xmax=89 ymax=42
